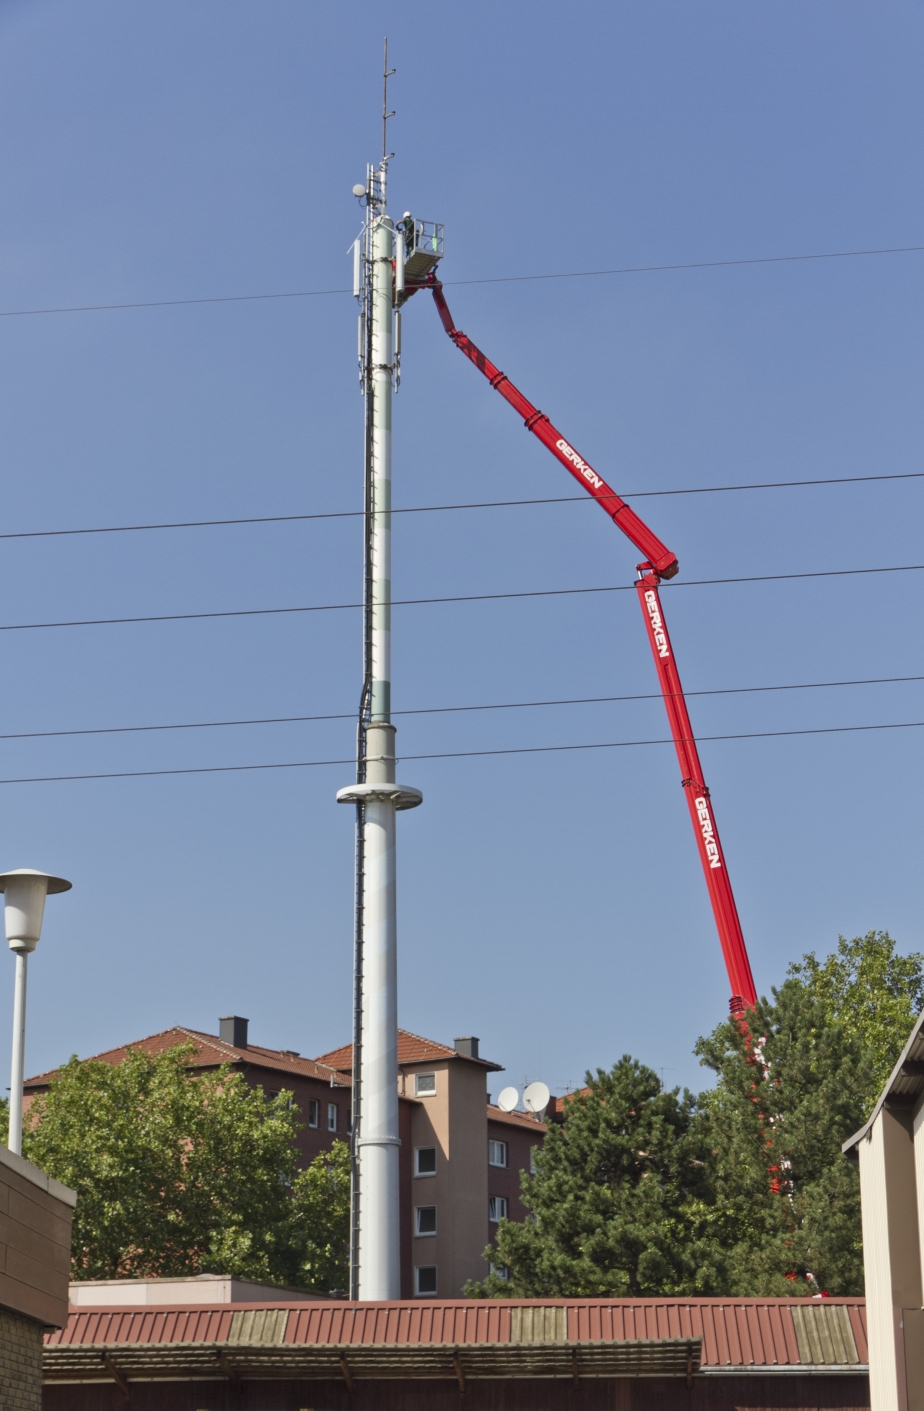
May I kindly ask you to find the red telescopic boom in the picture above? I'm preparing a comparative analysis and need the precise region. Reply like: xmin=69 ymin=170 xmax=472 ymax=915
xmin=428 ymin=279 xmax=757 ymax=1014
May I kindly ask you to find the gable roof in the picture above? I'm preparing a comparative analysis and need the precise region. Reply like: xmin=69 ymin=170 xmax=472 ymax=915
xmin=318 ymin=1028 xmax=503 ymax=1073
xmin=487 ymin=1105 xmax=547 ymax=1133
xmin=24 ymin=1027 xmax=350 ymax=1093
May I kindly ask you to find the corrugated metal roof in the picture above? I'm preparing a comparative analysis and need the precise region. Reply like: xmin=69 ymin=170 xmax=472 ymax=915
xmin=47 ymin=1297 xmax=867 ymax=1370
xmin=51 ymin=1307 xmax=235 ymax=1346
xmin=791 ymin=1304 xmax=861 ymax=1366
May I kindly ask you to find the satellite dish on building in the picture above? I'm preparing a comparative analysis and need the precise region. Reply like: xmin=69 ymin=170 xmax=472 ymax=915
xmin=524 ymin=1081 xmax=551 ymax=1117
xmin=497 ymin=1086 xmax=519 ymax=1112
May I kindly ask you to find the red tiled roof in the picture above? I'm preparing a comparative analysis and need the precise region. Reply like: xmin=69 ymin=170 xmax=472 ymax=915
xmin=318 ymin=1029 xmax=502 ymax=1072
xmin=25 ymin=1028 xmax=350 ymax=1092
xmin=548 ymin=1088 xmax=592 ymax=1121
xmin=487 ymin=1105 xmax=547 ymax=1133
xmin=47 ymin=1297 xmax=868 ymax=1369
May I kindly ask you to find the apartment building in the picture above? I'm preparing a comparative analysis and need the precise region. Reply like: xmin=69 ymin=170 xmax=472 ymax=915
xmin=24 ymin=1020 xmax=547 ymax=1299
xmin=317 ymin=1032 xmax=546 ymax=1297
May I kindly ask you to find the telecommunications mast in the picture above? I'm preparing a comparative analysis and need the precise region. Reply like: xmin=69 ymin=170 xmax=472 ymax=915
xmin=337 ymin=44 xmax=423 ymax=1302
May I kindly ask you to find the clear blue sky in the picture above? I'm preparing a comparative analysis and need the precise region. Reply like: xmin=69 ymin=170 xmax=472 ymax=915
xmin=1 ymin=0 xmax=922 ymax=1098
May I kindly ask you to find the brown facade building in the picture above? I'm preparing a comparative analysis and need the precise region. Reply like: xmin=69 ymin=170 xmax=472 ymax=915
xmin=25 ymin=1021 xmax=546 ymax=1299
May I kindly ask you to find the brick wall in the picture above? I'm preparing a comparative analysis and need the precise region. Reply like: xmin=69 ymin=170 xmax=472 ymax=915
xmin=0 ymin=1307 xmax=43 ymax=1411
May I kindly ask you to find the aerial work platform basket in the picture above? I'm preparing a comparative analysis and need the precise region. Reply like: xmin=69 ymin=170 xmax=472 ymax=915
xmin=400 ymin=217 xmax=444 ymax=283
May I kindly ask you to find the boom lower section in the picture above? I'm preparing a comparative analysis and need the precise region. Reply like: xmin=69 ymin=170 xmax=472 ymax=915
xmin=636 ymin=571 xmax=756 ymax=1011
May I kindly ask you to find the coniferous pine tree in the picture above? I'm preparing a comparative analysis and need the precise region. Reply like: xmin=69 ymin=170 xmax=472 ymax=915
xmin=467 ymin=1056 xmax=722 ymax=1298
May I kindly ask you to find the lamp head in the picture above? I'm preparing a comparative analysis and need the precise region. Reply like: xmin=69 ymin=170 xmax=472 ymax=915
xmin=0 ymin=870 xmax=72 ymax=953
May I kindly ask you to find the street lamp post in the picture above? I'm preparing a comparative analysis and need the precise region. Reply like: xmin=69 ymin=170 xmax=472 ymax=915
xmin=0 ymin=870 xmax=72 ymax=1155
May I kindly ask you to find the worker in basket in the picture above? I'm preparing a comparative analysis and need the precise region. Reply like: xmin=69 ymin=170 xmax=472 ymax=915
xmin=401 ymin=212 xmax=415 ymax=258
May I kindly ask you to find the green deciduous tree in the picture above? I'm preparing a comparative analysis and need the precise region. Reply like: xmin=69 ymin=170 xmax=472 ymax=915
xmin=23 ymin=1044 xmax=349 ymax=1292
xmin=787 ymin=931 xmax=924 ymax=1103
xmin=693 ymin=931 xmax=924 ymax=1295
xmin=695 ymin=978 xmax=871 ymax=1295
xmin=288 ymin=1138 xmax=351 ymax=1295
xmin=467 ymin=1056 xmax=721 ymax=1298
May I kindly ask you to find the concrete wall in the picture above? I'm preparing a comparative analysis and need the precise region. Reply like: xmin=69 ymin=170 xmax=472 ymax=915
xmin=858 ymin=1101 xmax=924 ymax=1411
xmin=0 ymin=1145 xmax=75 ymax=1329
xmin=68 ymin=1275 xmax=323 ymax=1306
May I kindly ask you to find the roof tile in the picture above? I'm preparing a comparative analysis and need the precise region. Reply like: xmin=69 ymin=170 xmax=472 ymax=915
xmin=318 ymin=1029 xmax=500 ymax=1072
xmin=487 ymin=1105 xmax=547 ymax=1132
xmin=25 ymin=1027 xmax=350 ymax=1091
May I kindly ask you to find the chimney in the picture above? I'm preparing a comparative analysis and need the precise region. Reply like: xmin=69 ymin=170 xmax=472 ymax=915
xmin=220 ymin=1016 xmax=249 ymax=1049
xmin=454 ymin=1036 xmax=479 ymax=1060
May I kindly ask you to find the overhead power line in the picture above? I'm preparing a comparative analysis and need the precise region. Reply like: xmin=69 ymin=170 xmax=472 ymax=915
xmin=2 ymin=673 xmax=920 ymax=743
xmin=2 ymin=242 xmax=923 ymax=319
xmin=0 ymin=717 xmax=921 ymax=786
xmin=2 ymin=470 xmax=922 ymax=544
xmin=0 ymin=562 xmax=922 ymax=635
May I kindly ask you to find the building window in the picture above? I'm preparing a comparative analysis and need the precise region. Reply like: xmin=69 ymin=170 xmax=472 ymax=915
xmin=415 ymin=1206 xmax=437 ymax=1236
xmin=328 ymin=1103 xmax=338 ymax=1132
xmin=489 ymin=1196 xmax=508 ymax=1223
xmin=308 ymin=1099 xmax=319 ymax=1128
xmin=415 ymin=1073 xmax=436 ymax=1096
xmin=529 ymin=1146 xmax=538 ymax=1175
xmin=415 ymin=1146 xmax=437 ymax=1176
xmin=488 ymin=1140 xmax=508 ymax=1168
xmin=490 ymin=1263 xmax=509 ymax=1280
xmin=415 ymin=1265 xmax=438 ymax=1296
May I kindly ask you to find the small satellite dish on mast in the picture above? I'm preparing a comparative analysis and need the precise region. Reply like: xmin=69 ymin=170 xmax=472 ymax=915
xmin=352 ymin=184 xmax=366 ymax=198
xmin=524 ymin=1081 xmax=551 ymax=1117
xmin=497 ymin=1086 xmax=519 ymax=1113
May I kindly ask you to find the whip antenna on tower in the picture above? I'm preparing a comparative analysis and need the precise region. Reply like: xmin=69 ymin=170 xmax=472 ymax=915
xmin=382 ymin=38 xmax=395 ymax=164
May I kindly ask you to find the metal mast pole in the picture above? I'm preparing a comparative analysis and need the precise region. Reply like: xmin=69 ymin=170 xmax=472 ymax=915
xmin=8 ymin=952 xmax=27 ymax=1155
xmin=339 ymin=48 xmax=421 ymax=1301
